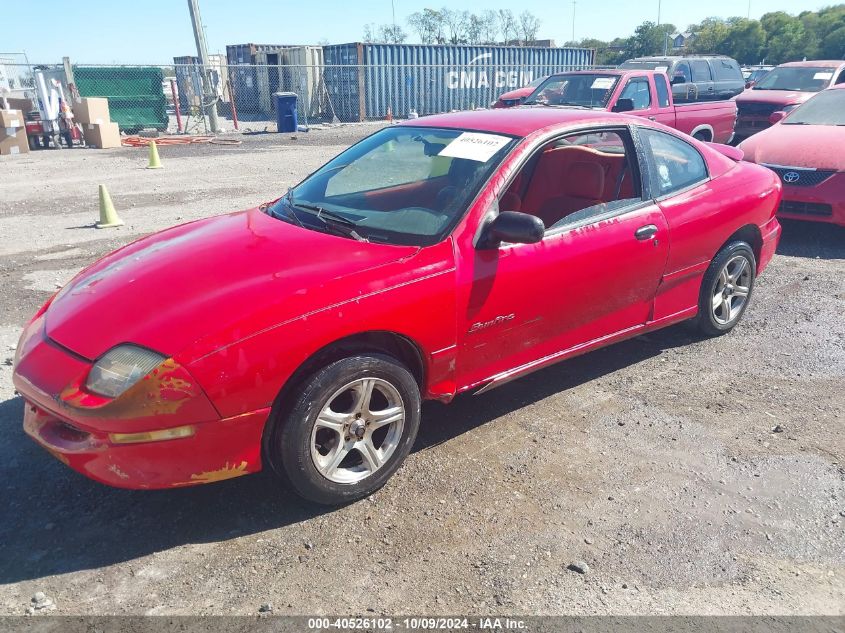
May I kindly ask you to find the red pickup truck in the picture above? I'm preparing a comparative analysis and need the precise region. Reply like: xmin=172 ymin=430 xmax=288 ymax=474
xmin=523 ymin=70 xmax=737 ymax=144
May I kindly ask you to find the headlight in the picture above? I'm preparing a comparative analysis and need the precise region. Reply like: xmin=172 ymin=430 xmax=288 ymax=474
xmin=86 ymin=345 xmax=167 ymax=398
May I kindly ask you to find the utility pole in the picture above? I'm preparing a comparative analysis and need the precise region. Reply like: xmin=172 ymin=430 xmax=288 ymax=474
xmin=657 ymin=0 xmax=662 ymax=25
xmin=187 ymin=0 xmax=219 ymax=133
xmin=747 ymin=0 xmax=751 ymax=19
xmin=572 ymin=0 xmax=576 ymax=43
xmin=391 ymin=0 xmax=397 ymax=40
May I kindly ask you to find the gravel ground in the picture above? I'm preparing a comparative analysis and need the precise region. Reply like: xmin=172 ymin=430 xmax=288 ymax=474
xmin=0 ymin=127 xmax=843 ymax=616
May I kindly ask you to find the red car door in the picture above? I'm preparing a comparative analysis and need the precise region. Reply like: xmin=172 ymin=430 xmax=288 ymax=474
xmin=455 ymin=127 xmax=670 ymax=390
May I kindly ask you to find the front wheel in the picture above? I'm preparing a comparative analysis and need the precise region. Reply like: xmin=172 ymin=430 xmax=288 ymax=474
xmin=269 ymin=354 xmax=421 ymax=505
xmin=694 ymin=241 xmax=756 ymax=337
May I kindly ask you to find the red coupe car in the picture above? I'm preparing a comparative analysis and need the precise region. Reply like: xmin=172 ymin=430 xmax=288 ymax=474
xmin=13 ymin=109 xmax=782 ymax=504
xmin=739 ymin=84 xmax=845 ymax=227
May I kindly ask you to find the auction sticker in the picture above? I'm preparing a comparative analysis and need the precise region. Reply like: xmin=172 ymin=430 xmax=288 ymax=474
xmin=591 ymin=77 xmax=615 ymax=89
xmin=439 ymin=132 xmax=511 ymax=162
xmin=814 ymin=72 xmax=833 ymax=80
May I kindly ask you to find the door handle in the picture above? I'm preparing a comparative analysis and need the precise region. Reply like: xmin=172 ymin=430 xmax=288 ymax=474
xmin=635 ymin=224 xmax=658 ymax=240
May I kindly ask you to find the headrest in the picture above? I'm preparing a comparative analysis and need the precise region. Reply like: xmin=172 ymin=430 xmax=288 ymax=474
xmin=566 ymin=161 xmax=605 ymax=200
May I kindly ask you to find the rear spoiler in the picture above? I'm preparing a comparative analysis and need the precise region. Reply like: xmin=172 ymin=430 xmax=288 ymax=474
xmin=707 ymin=142 xmax=744 ymax=162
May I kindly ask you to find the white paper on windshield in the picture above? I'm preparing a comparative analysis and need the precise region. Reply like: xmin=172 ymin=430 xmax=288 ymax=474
xmin=591 ymin=77 xmax=615 ymax=89
xmin=813 ymin=72 xmax=833 ymax=80
xmin=654 ymin=65 xmax=669 ymax=73
xmin=438 ymin=132 xmax=511 ymax=162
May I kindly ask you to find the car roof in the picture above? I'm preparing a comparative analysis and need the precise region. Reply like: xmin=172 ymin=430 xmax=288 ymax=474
xmin=399 ymin=107 xmax=638 ymax=138
xmin=778 ymin=60 xmax=845 ymax=68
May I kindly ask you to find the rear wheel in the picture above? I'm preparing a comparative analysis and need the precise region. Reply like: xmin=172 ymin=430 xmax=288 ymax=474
xmin=269 ymin=354 xmax=421 ymax=505
xmin=693 ymin=131 xmax=711 ymax=142
xmin=694 ymin=241 xmax=756 ymax=337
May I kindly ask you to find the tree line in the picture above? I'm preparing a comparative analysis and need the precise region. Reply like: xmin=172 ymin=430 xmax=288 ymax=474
xmin=363 ymin=9 xmax=543 ymax=46
xmin=359 ymin=5 xmax=843 ymax=66
xmin=568 ymin=5 xmax=845 ymax=65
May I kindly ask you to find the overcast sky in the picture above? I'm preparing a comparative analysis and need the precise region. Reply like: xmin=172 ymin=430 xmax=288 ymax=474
xmin=1 ymin=0 xmax=834 ymax=64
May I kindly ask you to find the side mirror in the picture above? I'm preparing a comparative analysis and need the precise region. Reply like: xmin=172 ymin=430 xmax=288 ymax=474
xmin=479 ymin=211 xmax=545 ymax=248
xmin=612 ymin=98 xmax=635 ymax=113
xmin=769 ymin=110 xmax=786 ymax=124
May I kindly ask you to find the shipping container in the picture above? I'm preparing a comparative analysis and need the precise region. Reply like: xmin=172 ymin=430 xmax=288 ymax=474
xmin=322 ymin=43 xmax=596 ymax=122
xmin=74 ymin=66 xmax=168 ymax=132
xmin=173 ymin=54 xmax=229 ymax=112
xmin=225 ymin=44 xmax=300 ymax=116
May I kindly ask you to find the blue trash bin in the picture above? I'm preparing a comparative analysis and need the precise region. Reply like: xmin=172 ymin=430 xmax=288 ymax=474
xmin=273 ymin=92 xmax=298 ymax=133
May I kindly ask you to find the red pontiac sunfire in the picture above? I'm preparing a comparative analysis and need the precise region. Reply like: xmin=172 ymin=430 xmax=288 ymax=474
xmin=14 ymin=108 xmax=782 ymax=505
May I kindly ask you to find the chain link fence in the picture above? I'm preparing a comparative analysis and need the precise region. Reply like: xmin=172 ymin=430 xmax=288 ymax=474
xmin=2 ymin=61 xmax=610 ymax=136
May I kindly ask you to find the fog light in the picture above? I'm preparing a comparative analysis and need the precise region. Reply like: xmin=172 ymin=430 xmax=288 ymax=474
xmin=109 ymin=425 xmax=195 ymax=444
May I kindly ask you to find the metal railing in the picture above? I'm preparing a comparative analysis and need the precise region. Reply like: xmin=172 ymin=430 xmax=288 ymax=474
xmin=1 ymin=62 xmax=611 ymax=135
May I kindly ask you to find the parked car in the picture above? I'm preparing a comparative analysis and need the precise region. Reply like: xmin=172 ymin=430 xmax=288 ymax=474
xmin=491 ymin=76 xmax=547 ymax=108
xmin=742 ymin=66 xmax=773 ymax=89
xmin=13 ymin=108 xmax=782 ymax=504
xmin=619 ymin=55 xmax=745 ymax=102
xmin=739 ymin=85 xmax=845 ymax=226
xmin=734 ymin=60 xmax=845 ymax=140
xmin=523 ymin=70 xmax=736 ymax=143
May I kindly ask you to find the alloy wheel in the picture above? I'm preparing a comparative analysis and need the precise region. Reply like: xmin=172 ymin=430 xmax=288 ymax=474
xmin=310 ymin=377 xmax=405 ymax=484
xmin=711 ymin=254 xmax=752 ymax=325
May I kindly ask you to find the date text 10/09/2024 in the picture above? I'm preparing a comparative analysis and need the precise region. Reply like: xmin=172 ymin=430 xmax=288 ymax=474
xmin=307 ymin=617 xmax=527 ymax=630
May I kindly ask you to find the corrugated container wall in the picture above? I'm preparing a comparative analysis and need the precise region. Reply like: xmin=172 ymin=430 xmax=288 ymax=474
xmin=226 ymin=44 xmax=303 ymax=115
xmin=322 ymin=43 xmax=595 ymax=121
xmin=173 ymin=54 xmax=229 ymax=112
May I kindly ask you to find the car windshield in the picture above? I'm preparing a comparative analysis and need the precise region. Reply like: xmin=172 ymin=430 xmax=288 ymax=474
xmin=266 ymin=126 xmax=516 ymax=246
xmin=753 ymin=67 xmax=835 ymax=92
xmin=782 ymin=89 xmax=845 ymax=126
xmin=524 ymin=74 xmax=620 ymax=108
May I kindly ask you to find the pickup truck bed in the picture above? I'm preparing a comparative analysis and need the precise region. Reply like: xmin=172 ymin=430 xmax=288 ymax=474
xmin=524 ymin=70 xmax=737 ymax=144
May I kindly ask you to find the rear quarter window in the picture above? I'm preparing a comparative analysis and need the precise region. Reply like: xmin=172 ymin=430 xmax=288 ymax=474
xmin=713 ymin=59 xmax=741 ymax=81
xmin=654 ymin=75 xmax=671 ymax=107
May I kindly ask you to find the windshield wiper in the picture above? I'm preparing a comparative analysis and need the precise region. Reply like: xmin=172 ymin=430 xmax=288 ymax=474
xmin=290 ymin=200 xmax=367 ymax=242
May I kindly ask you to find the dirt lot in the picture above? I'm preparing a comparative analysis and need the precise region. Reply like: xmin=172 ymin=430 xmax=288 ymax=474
xmin=0 ymin=127 xmax=843 ymax=616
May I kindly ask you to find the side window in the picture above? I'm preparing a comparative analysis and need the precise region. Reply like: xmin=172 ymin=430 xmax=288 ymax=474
xmin=713 ymin=60 xmax=740 ymax=81
xmin=500 ymin=129 xmax=642 ymax=230
xmin=836 ymin=69 xmax=845 ymax=85
xmin=639 ymin=128 xmax=709 ymax=196
xmin=674 ymin=62 xmax=692 ymax=84
xmin=654 ymin=75 xmax=671 ymax=107
xmin=620 ymin=78 xmax=652 ymax=110
xmin=692 ymin=60 xmax=713 ymax=82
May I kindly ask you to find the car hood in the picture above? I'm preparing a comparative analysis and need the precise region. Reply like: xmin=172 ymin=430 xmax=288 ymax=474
xmin=498 ymin=86 xmax=534 ymax=101
xmin=739 ymin=124 xmax=845 ymax=171
xmin=46 ymin=208 xmax=419 ymax=361
xmin=736 ymin=89 xmax=815 ymax=106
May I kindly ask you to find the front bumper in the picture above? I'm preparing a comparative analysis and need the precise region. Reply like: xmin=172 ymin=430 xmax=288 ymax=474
xmin=13 ymin=316 xmax=269 ymax=489
xmin=775 ymin=176 xmax=845 ymax=227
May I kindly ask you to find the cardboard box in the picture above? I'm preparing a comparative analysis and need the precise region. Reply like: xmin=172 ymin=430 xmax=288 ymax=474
xmin=73 ymin=97 xmax=111 ymax=125
xmin=0 ymin=109 xmax=24 ymax=129
xmin=83 ymin=121 xmax=121 ymax=149
xmin=0 ymin=127 xmax=30 ymax=155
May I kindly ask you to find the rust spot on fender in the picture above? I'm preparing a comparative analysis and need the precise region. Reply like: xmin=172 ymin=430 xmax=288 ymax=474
xmin=58 ymin=358 xmax=198 ymax=420
xmin=177 ymin=461 xmax=249 ymax=485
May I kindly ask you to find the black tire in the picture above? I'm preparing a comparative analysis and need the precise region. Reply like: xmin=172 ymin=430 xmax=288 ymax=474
xmin=693 ymin=131 xmax=710 ymax=142
xmin=269 ymin=353 xmax=421 ymax=505
xmin=694 ymin=241 xmax=756 ymax=337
